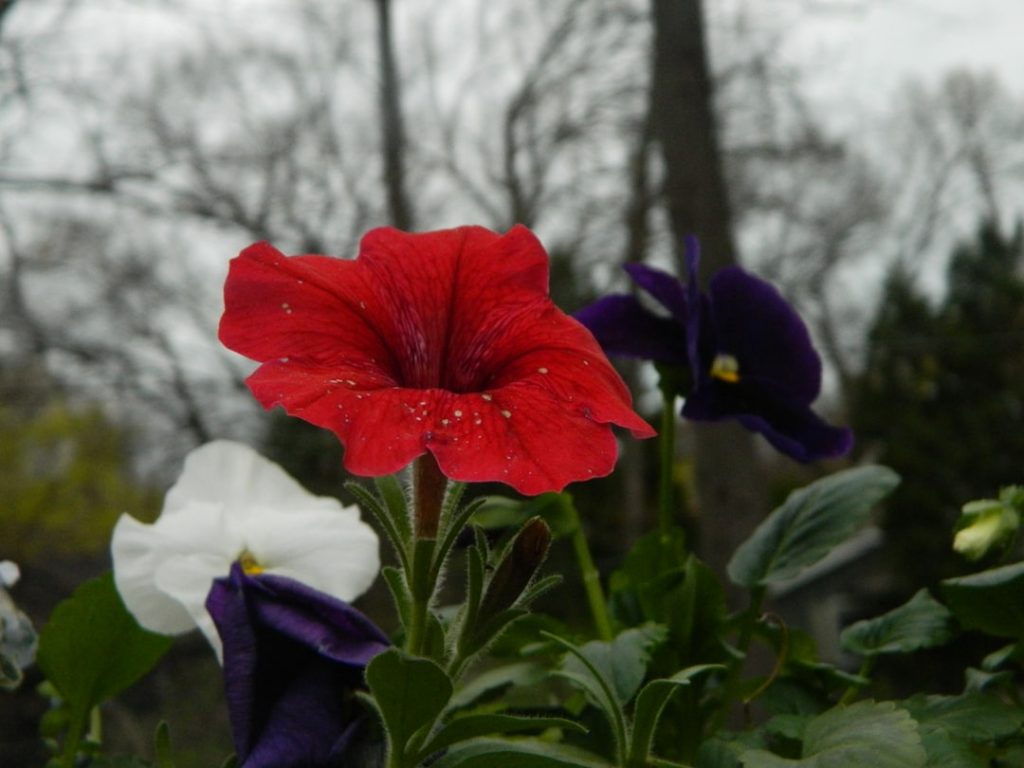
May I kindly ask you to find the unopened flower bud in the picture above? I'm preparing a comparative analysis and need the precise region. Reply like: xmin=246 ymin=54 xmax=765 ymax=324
xmin=479 ymin=517 xmax=552 ymax=620
xmin=954 ymin=499 xmax=1019 ymax=561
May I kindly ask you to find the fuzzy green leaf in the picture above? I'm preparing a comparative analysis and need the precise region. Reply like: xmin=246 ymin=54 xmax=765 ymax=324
xmin=630 ymin=665 xmax=724 ymax=765
xmin=418 ymin=714 xmax=586 ymax=761
xmin=365 ymin=648 xmax=453 ymax=760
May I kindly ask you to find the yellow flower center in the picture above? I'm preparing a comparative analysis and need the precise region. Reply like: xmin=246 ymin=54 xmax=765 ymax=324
xmin=710 ymin=353 xmax=741 ymax=383
xmin=239 ymin=550 xmax=265 ymax=575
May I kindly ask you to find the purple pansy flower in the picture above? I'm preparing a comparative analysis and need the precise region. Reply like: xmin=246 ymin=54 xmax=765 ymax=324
xmin=206 ymin=563 xmax=390 ymax=768
xmin=577 ymin=238 xmax=852 ymax=462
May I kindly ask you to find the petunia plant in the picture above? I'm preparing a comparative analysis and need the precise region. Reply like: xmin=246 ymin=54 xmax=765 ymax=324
xmin=14 ymin=226 xmax=1024 ymax=768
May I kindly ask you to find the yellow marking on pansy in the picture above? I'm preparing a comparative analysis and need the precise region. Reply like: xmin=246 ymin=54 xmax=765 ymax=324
xmin=710 ymin=353 xmax=741 ymax=383
xmin=239 ymin=551 xmax=265 ymax=575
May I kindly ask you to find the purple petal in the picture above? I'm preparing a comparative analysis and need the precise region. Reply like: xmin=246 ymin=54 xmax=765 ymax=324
xmin=704 ymin=267 xmax=822 ymax=404
xmin=575 ymin=295 xmax=688 ymax=366
xmin=623 ymin=263 xmax=689 ymax=322
xmin=206 ymin=564 xmax=389 ymax=768
xmin=682 ymin=378 xmax=853 ymax=462
xmin=684 ymin=238 xmax=703 ymax=375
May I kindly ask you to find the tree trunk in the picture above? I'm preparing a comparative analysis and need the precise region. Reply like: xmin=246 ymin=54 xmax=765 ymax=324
xmin=650 ymin=0 xmax=766 ymax=581
xmin=374 ymin=0 xmax=414 ymax=230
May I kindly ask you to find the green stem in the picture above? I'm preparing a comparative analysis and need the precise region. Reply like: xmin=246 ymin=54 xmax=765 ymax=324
xmin=404 ymin=455 xmax=446 ymax=656
xmin=658 ymin=390 xmax=678 ymax=534
xmin=60 ymin=707 xmax=87 ymax=768
xmin=839 ymin=655 xmax=876 ymax=705
xmin=563 ymin=495 xmax=614 ymax=641
xmin=713 ymin=586 xmax=766 ymax=731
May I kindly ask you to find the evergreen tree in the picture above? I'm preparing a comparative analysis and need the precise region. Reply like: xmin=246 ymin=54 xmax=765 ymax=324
xmin=854 ymin=221 xmax=1024 ymax=588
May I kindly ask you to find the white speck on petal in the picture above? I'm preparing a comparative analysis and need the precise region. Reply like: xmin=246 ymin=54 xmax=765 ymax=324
xmin=281 ymin=302 xmax=293 ymax=314
xmin=481 ymin=393 xmax=493 ymax=401
xmin=454 ymin=410 xmax=463 ymax=418
xmin=501 ymin=410 xmax=512 ymax=419
xmin=538 ymin=367 xmax=548 ymax=374
xmin=441 ymin=418 xmax=450 ymax=426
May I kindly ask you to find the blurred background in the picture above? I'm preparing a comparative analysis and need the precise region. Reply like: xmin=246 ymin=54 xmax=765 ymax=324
xmin=1 ymin=0 xmax=1023 ymax=764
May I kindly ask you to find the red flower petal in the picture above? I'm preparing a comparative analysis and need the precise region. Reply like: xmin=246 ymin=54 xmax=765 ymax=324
xmin=219 ymin=226 xmax=654 ymax=494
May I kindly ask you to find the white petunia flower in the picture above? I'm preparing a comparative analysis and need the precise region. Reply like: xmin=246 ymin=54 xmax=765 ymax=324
xmin=111 ymin=440 xmax=380 ymax=658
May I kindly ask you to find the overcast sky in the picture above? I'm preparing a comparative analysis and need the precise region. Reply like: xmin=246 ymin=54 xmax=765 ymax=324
xmin=781 ymin=0 xmax=1024 ymax=124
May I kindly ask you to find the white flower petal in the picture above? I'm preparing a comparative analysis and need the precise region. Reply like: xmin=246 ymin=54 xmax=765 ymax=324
xmin=154 ymin=552 xmax=229 ymax=659
xmin=163 ymin=440 xmax=340 ymax=520
xmin=248 ymin=506 xmax=380 ymax=602
xmin=111 ymin=515 xmax=198 ymax=635
xmin=110 ymin=439 xmax=382 ymax=655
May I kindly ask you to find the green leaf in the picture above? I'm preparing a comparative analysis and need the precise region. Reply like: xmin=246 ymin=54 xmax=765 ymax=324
xmin=347 ymin=481 xmax=411 ymax=574
xmin=545 ymin=632 xmax=629 ymax=765
xmin=382 ymin=566 xmax=412 ymax=629
xmin=840 ymin=589 xmax=957 ymax=656
xmin=365 ymin=648 xmax=453 ymax=760
xmin=449 ymin=662 xmax=549 ymax=711
xmin=941 ymin=562 xmax=1024 ymax=638
xmin=901 ymin=693 xmax=1024 ymax=742
xmin=562 ymin=624 xmax=667 ymax=706
xmin=916 ymin=729 xmax=985 ymax=768
xmin=630 ymin=665 xmax=725 ymax=765
xmin=36 ymin=572 xmax=172 ymax=728
xmin=697 ymin=732 xmax=765 ymax=768
xmin=374 ymin=474 xmax=412 ymax=543
xmin=472 ymin=493 xmax=577 ymax=538
xmin=740 ymin=701 xmax=925 ymax=767
xmin=432 ymin=737 xmax=614 ymax=768
xmin=418 ymin=714 xmax=586 ymax=761
xmin=728 ymin=466 xmax=900 ymax=588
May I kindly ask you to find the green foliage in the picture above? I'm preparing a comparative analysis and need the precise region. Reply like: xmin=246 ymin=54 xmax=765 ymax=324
xmin=561 ymin=625 xmax=668 ymax=707
xmin=365 ymin=648 xmax=453 ymax=766
xmin=840 ymin=589 xmax=957 ymax=657
xmin=433 ymin=738 xmax=614 ymax=768
xmin=941 ymin=562 xmax=1024 ymax=638
xmin=740 ymin=701 xmax=926 ymax=767
xmin=36 ymin=572 xmax=173 ymax=765
xmin=728 ymin=466 xmax=900 ymax=588
xmin=0 ymin=402 xmax=158 ymax=561
xmin=852 ymin=221 xmax=1024 ymax=586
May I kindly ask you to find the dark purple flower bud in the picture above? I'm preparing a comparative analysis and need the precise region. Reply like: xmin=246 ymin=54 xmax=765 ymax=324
xmin=206 ymin=563 xmax=390 ymax=768
xmin=479 ymin=517 xmax=552 ymax=621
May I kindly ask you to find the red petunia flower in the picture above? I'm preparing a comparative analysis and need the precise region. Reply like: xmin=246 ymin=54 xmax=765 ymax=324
xmin=219 ymin=225 xmax=654 ymax=495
